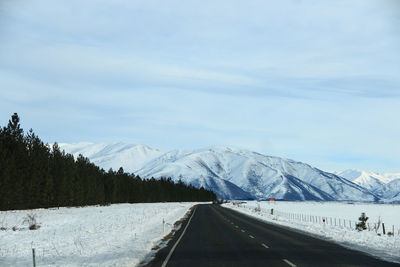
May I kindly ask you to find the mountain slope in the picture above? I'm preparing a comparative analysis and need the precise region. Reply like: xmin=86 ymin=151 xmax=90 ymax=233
xmin=59 ymin=143 xmax=391 ymax=201
xmin=335 ymin=169 xmax=399 ymax=191
xmin=373 ymin=179 xmax=400 ymax=201
xmin=58 ymin=142 xmax=163 ymax=173
xmin=137 ymin=147 xmax=378 ymax=201
xmin=336 ymin=169 xmax=400 ymax=201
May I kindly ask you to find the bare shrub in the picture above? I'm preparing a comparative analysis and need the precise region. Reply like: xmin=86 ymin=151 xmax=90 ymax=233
xmin=22 ymin=213 xmax=40 ymax=230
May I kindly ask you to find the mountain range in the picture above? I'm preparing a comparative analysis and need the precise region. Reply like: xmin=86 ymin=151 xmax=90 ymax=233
xmin=58 ymin=142 xmax=399 ymax=202
xmin=335 ymin=170 xmax=400 ymax=202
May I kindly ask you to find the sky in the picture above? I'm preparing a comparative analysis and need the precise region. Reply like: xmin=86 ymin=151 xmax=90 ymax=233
xmin=1 ymin=0 xmax=399 ymax=173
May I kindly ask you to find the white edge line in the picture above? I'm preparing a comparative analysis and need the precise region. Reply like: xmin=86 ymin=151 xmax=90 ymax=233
xmin=261 ymin=243 xmax=269 ymax=249
xmin=161 ymin=206 xmax=197 ymax=267
xmin=283 ymin=259 xmax=296 ymax=267
xmin=249 ymin=235 xmax=255 ymax=239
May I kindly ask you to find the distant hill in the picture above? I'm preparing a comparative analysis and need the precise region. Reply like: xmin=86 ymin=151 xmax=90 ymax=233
xmin=60 ymin=143 xmax=400 ymax=202
xmin=336 ymin=169 xmax=400 ymax=201
xmin=59 ymin=142 xmax=163 ymax=173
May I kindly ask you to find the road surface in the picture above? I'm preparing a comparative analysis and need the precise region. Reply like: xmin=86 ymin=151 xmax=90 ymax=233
xmin=147 ymin=204 xmax=399 ymax=267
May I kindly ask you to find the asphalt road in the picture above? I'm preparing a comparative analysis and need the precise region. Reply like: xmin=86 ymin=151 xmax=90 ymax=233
xmin=147 ymin=204 xmax=399 ymax=267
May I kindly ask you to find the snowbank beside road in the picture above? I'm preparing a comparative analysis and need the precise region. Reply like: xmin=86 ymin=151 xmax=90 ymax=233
xmin=222 ymin=201 xmax=400 ymax=264
xmin=0 ymin=202 xmax=197 ymax=266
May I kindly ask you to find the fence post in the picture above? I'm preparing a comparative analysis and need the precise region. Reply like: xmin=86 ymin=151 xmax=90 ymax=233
xmin=383 ymin=223 xmax=386 ymax=235
xmin=163 ymin=219 xmax=165 ymax=233
xmin=32 ymin=248 xmax=36 ymax=267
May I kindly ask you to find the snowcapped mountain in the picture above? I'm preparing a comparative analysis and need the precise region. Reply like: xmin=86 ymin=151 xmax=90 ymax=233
xmin=58 ymin=142 xmax=163 ymax=173
xmin=335 ymin=169 xmax=399 ymax=191
xmin=59 ymin=143 xmax=398 ymax=202
xmin=374 ymin=179 xmax=400 ymax=202
xmin=335 ymin=169 xmax=400 ymax=201
xmin=136 ymin=147 xmax=378 ymax=201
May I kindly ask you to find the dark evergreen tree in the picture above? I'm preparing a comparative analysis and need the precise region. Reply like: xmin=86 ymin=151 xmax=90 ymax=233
xmin=7 ymin=113 xmax=23 ymax=139
xmin=0 ymin=113 xmax=217 ymax=211
xmin=356 ymin=212 xmax=368 ymax=231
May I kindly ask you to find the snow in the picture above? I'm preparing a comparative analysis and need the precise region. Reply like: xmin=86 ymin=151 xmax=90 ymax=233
xmin=337 ymin=169 xmax=400 ymax=201
xmin=58 ymin=142 xmax=164 ymax=173
xmin=336 ymin=169 xmax=400 ymax=189
xmin=223 ymin=201 xmax=400 ymax=263
xmin=0 ymin=202 xmax=197 ymax=266
xmin=58 ymin=143 xmax=400 ymax=202
xmin=137 ymin=147 xmax=377 ymax=201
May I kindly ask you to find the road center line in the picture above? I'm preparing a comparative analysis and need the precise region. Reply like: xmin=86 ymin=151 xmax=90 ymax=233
xmin=261 ymin=243 xmax=269 ymax=249
xmin=161 ymin=206 xmax=197 ymax=267
xmin=283 ymin=259 xmax=297 ymax=267
xmin=249 ymin=235 xmax=255 ymax=239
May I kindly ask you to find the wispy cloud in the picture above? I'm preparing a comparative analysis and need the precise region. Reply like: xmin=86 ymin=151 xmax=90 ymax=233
xmin=0 ymin=0 xmax=399 ymax=172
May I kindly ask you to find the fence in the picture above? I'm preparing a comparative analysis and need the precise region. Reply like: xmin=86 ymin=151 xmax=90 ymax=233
xmin=231 ymin=202 xmax=399 ymax=236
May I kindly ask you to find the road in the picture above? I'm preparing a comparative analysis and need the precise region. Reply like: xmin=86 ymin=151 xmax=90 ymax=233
xmin=147 ymin=204 xmax=399 ymax=267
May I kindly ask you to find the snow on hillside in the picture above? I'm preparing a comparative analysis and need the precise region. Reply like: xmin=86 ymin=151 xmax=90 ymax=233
xmin=336 ymin=170 xmax=399 ymax=189
xmin=375 ymin=179 xmax=400 ymax=202
xmin=336 ymin=169 xmax=400 ymax=201
xmin=0 ymin=203 xmax=196 ymax=266
xmin=223 ymin=201 xmax=400 ymax=263
xmin=57 ymin=143 xmax=399 ymax=202
xmin=137 ymin=147 xmax=377 ymax=202
xmin=58 ymin=142 xmax=163 ymax=173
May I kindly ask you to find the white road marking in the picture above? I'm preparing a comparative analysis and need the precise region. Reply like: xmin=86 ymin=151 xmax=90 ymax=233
xmin=241 ymin=230 xmax=245 ymax=233
xmin=249 ymin=235 xmax=255 ymax=239
xmin=283 ymin=259 xmax=297 ymax=267
xmin=261 ymin=243 xmax=269 ymax=249
xmin=161 ymin=207 xmax=197 ymax=267
xmin=235 ymin=225 xmax=239 ymax=228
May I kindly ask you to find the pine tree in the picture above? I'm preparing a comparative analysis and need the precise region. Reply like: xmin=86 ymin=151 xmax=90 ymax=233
xmin=7 ymin=113 xmax=23 ymax=139
xmin=0 ymin=113 xmax=217 ymax=211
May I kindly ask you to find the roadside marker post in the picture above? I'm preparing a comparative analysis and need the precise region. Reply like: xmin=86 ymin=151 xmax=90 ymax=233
xmin=32 ymin=248 xmax=36 ymax=267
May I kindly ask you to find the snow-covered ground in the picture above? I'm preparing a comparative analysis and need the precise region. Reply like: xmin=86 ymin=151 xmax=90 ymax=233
xmin=223 ymin=201 xmax=400 ymax=263
xmin=0 ymin=202 xmax=197 ymax=266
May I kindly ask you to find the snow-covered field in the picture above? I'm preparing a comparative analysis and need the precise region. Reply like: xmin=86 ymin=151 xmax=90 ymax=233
xmin=0 ymin=202 xmax=197 ymax=266
xmin=223 ymin=201 xmax=400 ymax=263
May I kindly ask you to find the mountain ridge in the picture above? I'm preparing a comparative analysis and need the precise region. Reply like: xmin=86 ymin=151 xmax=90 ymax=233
xmin=59 ymin=143 xmax=398 ymax=202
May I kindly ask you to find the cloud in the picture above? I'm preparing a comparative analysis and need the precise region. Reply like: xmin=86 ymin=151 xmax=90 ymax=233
xmin=0 ymin=0 xmax=399 ymax=172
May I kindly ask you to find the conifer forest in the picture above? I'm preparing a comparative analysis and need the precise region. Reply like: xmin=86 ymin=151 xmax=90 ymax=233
xmin=0 ymin=113 xmax=216 ymax=211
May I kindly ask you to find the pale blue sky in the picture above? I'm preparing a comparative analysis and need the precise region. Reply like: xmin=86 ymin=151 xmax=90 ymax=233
xmin=1 ymin=0 xmax=399 ymax=172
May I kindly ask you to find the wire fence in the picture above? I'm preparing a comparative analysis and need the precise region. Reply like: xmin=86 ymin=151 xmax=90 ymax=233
xmin=231 ymin=202 xmax=399 ymax=236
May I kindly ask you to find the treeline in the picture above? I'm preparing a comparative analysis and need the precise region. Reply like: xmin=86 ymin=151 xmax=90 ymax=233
xmin=0 ymin=113 xmax=216 ymax=211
